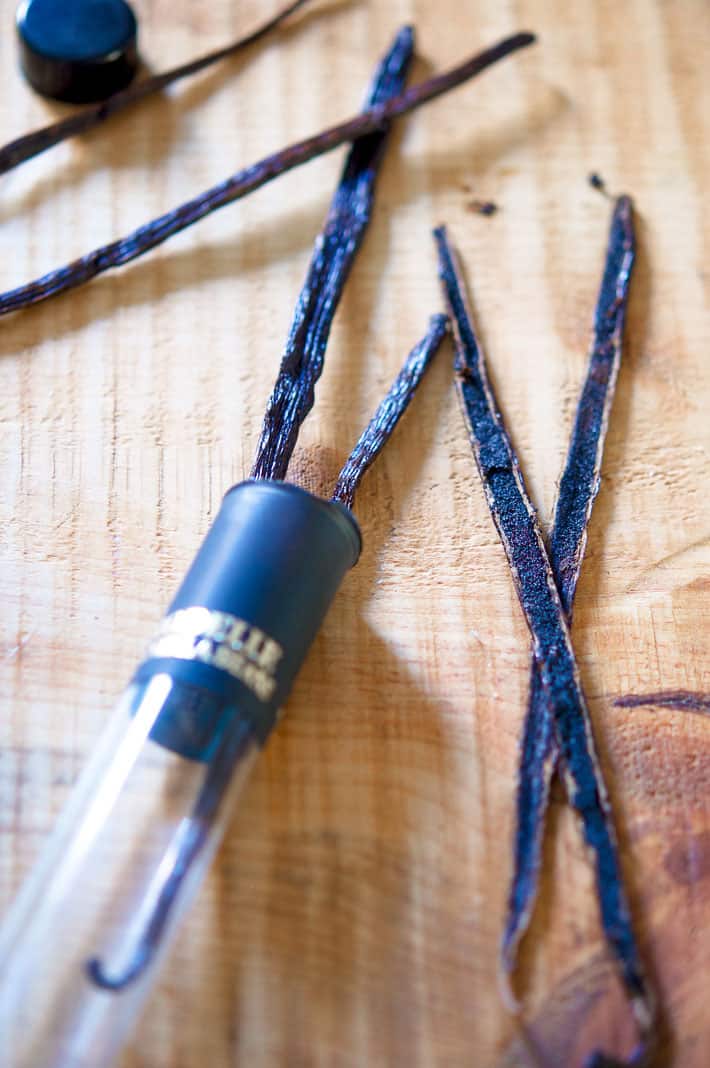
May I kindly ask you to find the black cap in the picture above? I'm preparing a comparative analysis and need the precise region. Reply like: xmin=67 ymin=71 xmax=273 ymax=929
xmin=16 ymin=0 xmax=138 ymax=103
xmin=135 ymin=482 xmax=361 ymax=755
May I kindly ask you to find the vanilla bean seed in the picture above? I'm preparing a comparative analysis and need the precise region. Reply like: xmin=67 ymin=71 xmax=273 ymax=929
xmin=467 ymin=199 xmax=498 ymax=216
xmin=503 ymin=196 xmax=636 ymax=978
xmin=251 ymin=26 xmax=414 ymax=481
xmin=0 ymin=31 xmax=535 ymax=317
xmin=435 ymin=225 xmax=654 ymax=1067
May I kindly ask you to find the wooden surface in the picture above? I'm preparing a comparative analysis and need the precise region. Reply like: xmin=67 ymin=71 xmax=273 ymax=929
xmin=0 ymin=1 xmax=708 ymax=1065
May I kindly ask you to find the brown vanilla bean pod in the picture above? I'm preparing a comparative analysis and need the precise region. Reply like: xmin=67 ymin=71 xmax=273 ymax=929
xmin=615 ymin=691 xmax=710 ymax=714
xmin=435 ymin=226 xmax=655 ymax=1067
xmin=332 ymin=315 xmax=449 ymax=508
xmin=0 ymin=0 xmax=312 ymax=176
xmin=503 ymin=196 xmax=636 ymax=979
xmin=0 ymin=31 xmax=535 ymax=317
xmin=251 ymin=26 xmax=415 ymax=482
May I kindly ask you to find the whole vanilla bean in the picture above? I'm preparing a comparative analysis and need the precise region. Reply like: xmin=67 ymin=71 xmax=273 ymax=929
xmin=0 ymin=31 xmax=535 ymax=317
xmin=0 ymin=0 xmax=312 ymax=176
xmin=615 ymin=691 xmax=710 ymax=715
xmin=503 ymin=196 xmax=636 ymax=978
xmin=332 ymin=314 xmax=449 ymax=508
xmin=435 ymin=225 xmax=654 ymax=1067
xmin=251 ymin=26 xmax=414 ymax=481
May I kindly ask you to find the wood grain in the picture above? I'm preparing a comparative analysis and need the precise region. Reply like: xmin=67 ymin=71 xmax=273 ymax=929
xmin=0 ymin=1 xmax=707 ymax=1065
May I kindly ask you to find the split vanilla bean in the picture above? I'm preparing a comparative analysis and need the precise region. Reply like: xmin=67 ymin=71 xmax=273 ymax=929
xmin=435 ymin=225 xmax=654 ymax=1067
xmin=0 ymin=0 xmax=312 ymax=176
xmin=503 ymin=196 xmax=636 ymax=978
xmin=251 ymin=25 xmax=414 ymax=481
xmin=0 ymin=31 xmax=535 ymax=317
xmin=332 ymin=314 xmax=448 ymax=508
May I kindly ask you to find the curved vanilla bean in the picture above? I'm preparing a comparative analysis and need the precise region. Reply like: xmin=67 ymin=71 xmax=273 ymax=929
xmin=435 ymin=225 xmax=654 ymax=1066
xmin=503 ymin=196 xmax=636 ymax=976
xmin=0 ymin=31 xmax=535 ymax=317
xmin=332 ymin=314 xmax=448 ymax=507
xmin=0 ymin=0 xmax=312 ymax=176
xmin=615 ymin=691 xmax=710 ymax=715
xmin=250 ymin=26 xmax=415 ymax=481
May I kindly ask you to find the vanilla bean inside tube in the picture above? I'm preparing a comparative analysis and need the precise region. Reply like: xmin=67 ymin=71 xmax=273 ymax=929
xmin=251 ymin=26 xmax=415 ymax=481
xmin=0 ymin=31 xmax=535 ymax=317
xmin=503 ymin=196 xmax=636 ymax=977
xmin=435 ymin=225 xmax=655 ymax=1068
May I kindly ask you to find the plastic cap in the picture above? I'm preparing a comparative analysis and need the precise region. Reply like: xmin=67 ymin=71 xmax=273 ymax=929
xmin=16 ymin=0 xmax=138 ymax=103
xmin=136 ymin=482 xmax=362 ymax=755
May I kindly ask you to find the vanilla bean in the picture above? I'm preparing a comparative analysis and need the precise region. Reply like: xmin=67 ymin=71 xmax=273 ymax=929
xmin=435 ymin=225 xmax=654 ymax=1066
xmin=332 ymin=314 xmax=448 ymax=508
xmin=615 ymin=691 xmax=710 ymax=715
xmin=0 ymin=0 xmax=312 ymax=176
xmin=503 ymin=196 xmax=636 ymax=977
xmin=250 ymin=26 xmax=414 ymax=481
xmin=0 ymin=31 xmax=535 ymax=317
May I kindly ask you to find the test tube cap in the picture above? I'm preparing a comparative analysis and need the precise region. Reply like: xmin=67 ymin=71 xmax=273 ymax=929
xmin=16 ymin=0 xmax=138 ymax=103
xmin=135 ymin=481 xmax=361 ymax=754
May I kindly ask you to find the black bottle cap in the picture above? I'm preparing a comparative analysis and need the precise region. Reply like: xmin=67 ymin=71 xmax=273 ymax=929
xmin=16 ymin=0 xmax=139 ymax=103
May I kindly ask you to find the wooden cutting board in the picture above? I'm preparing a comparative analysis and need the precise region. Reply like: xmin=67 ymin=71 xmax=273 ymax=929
xmin=0 ymin=1 xmax=707 ymax=1065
